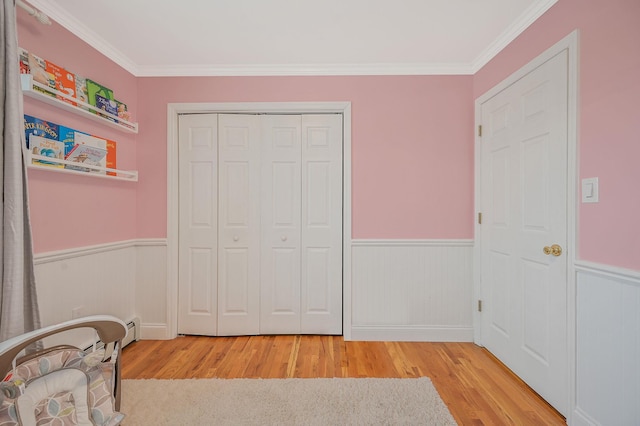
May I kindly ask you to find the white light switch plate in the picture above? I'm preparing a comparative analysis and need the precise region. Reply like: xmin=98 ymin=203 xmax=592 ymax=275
xmin=582 ymin=177 xmax=599 ymax=203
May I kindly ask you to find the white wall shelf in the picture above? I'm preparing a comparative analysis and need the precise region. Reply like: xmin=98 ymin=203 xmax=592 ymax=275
xmin=21 ymin=74 xmax=139 ymax=134
xmin=27 ymin=152 xmax=138 ymax=182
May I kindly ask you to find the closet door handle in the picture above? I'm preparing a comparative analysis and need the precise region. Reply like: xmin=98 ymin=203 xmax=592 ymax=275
xmin=281 ymin=235 xmax=287 ymax=242
xmin=233 ymin=236 xmax=239 ymax=242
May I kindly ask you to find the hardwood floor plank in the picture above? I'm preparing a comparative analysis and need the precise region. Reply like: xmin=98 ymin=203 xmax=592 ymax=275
xmin=121 ymin=336 xmax=565 ymax=425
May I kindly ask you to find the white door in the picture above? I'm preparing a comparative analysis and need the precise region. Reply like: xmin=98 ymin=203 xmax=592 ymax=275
xmin=300 ymin=114 xmax=343 ymax=334
xmin=178 ymin=112 xmax=343 ymax=336
xmin=260 ymin=115 xmax=303 ymax=334
xmin=177 ymin=114 xmax=218 ymax=335
xmin=260 ymin=114 xmax=343 ymax=334
xmin=217 ymin=114 xmax=262 ymax=336
xmin=480 ymin=50 xmax=568 ymax=414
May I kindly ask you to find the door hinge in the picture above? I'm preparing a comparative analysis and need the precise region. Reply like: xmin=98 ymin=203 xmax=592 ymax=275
xmin=478 ymin=300 xmax=483 ymax=312
xmin=478 ymin=125 xmax=482 ymax=137
xmin=478 ymin=212 xmax=482 ymax=224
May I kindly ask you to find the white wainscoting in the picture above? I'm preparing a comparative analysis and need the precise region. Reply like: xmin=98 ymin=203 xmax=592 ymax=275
xmin=135 ymin=239 xmax=169 ymax=339
xmin=35 ymin=238 xmax=474 ymax=344
xmin=34 ymin=239 xmax=168 ymax=345
xmin=34 ymin=241 xmax=137 ymax=348
xmin=350 ymin=240 xmax=474 ymax=341
xmin=572 ymin=261 xmax=640 ymax=426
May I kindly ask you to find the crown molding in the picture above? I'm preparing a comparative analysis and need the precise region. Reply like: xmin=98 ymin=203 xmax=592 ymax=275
xmin=471 ymin=0 xmax=559 ymax=73
xmin=27 ymin=0 xmax=556 ymax=77
xmin=133 ymin=62 xmax=474 ymax=77
xmin=26 ymin=0 xmax=139 ymax=75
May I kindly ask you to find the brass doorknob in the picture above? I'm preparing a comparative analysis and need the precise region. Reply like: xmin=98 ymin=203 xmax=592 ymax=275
xmin=543 ymin=244 xmax=562 ymax=257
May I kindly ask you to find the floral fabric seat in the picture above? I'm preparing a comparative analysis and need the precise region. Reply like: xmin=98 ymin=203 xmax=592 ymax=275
xmin=0 ymin=316 xmax=127 ymax=426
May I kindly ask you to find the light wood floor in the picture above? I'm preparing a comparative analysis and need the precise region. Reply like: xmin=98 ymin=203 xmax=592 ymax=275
xmin=121 ymin=335 xmax=565 ymax=425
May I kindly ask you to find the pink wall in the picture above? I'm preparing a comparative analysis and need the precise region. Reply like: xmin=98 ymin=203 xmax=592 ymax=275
xmin=474 ymin=0 xmax=640 ymax=270
xmin=17 ymin=15 xmax=138 ymax=253
xmin=17 ymin=12 xmax=475 ymax=253
xmin=21 ymin=0 xmax=639 ymax=271
xmin=136 ymin=76 xmax=475 ymax=240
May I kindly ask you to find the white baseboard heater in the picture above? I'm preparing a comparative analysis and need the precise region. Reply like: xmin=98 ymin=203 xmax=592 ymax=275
xmin=121 ymin=317 xmax=140 ymax=348
xmin=84 ymin=317 xmax=140 ymax=352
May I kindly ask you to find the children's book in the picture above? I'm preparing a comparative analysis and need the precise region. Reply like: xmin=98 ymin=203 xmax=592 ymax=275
xmin=58 ymin=125 xmax=87 ymax=158
xmin=85 ymin=79 xmax=114 ymax=114
xmin=115 ymin=100 xmax=131 ymax=123
xmin=24 ymin=115 xmax=59 ymax=149
xmin=29 ymin=135 xmax=64 ymax=168
xmin=45 ymin=60 xmax=76 ymax=105
xmin=18 ymin=47 xmax=30 ymax=74
xmin=65 ymin=143 xmax=107 ymax=172
xmin=106 ymin=139 xmax=117 ymax=176
xmin=95 ymin=94 xmax=118 ymax=121
xmin=71 ymin=132 xmax=108 ymax=173
xmin=27 ymin=53 xmax=55 ymax=97
xmin=75 ymin=74 xmax=90 ymax=110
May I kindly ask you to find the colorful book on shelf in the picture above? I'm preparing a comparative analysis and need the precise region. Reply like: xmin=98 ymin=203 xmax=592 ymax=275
xmin=45 ymin=60 xmax=76 ymax=106
xmin=70 ymin=132 xmax=108 ymax=173
xmin=74 ymin=74 xmax=90 ymax=110
xmin=85 ymin=79 xmax=114 ymax=114
xmin=29 ymin=135 xmax=65 ymax=168
xmin=27 ymin=52 xmax=55 ymax=97
xmin=115 ymin=100 xmax=131 ymax=124
xmin=64 ymin=143 xmax=108 ymax=172
xmin=106 ymin=139 xmax=117 ymax=176
xmin=95 ymin=94 xmax=118 ymax=121
xmin=18 ymin=47 xmax=30 ymax=74
xmin=58 ymin=125 xmax=87 ymax=157
xmin=24 ymin=115 xmax=59 ymax=149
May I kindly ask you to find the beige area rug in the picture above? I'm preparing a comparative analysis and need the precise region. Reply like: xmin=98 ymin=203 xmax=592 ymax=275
xmin=120 ymin=377 xmax=457 ymax=425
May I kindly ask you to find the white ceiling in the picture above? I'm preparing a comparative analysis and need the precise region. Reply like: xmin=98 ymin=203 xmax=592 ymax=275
xmin=25 ymin=0 xmax=557 ymax=77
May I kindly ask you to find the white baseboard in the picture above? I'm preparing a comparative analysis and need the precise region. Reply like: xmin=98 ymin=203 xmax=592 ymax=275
xmin=571 ymin=407 xmax=598 ymax=426
xmin=140 ymin=323 xmax=171 ymax=340
xmin=350 ymin=326 xmax=474 ymax=342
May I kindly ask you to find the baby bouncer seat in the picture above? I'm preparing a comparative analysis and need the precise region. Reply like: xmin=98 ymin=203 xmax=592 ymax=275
xmin=0 ymin=315 xmax=127 ymax=425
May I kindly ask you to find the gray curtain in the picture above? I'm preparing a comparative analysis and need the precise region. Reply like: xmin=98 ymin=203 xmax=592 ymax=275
xmin=0 ymin=0 xmax=42 ymax=342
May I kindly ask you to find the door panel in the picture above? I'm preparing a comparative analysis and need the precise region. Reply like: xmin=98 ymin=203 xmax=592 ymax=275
xmin=260 ymin=115 xmax=302 ymax=334
xmin=301 ymin=115 xmax=343 ymax=334
xmin=178 ymin=114 xmax=218 ymax=335
xmin=489 ymin=251 xmax=511 ymax=336
xmin=522 ymin=135 xmax=549 ymax=229
xmin=305 ymin=247 xmax=331 ymax=311
xmin=480 ymin=50 xmax=568 ymax=414
xmin=218 ymin=114 xmax=261 ymax=336
xmin=522 ymin=259 xmax=550 ymax=360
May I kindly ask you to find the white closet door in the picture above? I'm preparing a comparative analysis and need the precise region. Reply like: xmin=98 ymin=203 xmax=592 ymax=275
xmin=217 ymin=114 xmax=261 ymax=336
xmin=177 ymin=113 xmax=218 ymax=335
xmin=301 ymin=114 xmax=343 ymax=334
xmin=260 ymin=115 xmax=302 ymax=334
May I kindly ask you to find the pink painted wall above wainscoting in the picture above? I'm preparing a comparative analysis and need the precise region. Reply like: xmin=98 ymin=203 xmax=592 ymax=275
xmin=15 ymin=0 xmax=640 ymax=272
xmin=16 ymin=7 xmax=475 ymax=252
xmin=474 ymin=0 xmax=640 ymax=271
xmin=17 ymin=13 xmax=138 ymax=254
xmin=136 ymin=75 xmax=475 ymax=240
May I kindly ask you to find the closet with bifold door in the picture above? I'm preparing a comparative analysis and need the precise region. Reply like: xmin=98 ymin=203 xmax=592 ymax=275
xmin=178 ymin=113 xmax=343 ymax=337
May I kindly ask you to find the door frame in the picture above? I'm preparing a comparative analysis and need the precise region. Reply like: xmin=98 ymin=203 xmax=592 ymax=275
xmin=473 ymin=30 xmax=578 ymax=418
xmin=167 ymin=102 xmax=352 ymax=339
